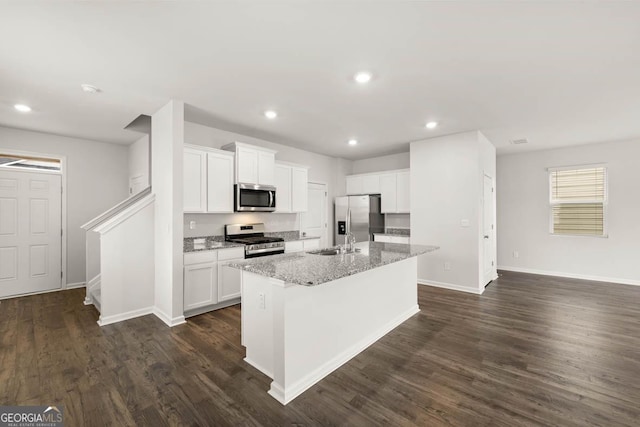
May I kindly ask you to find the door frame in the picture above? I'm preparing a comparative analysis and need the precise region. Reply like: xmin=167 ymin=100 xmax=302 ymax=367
xmin=482 ymin=172 xmax=497 ymax=286
xmin=301 ymin=181 xmax=329 ymax=248
xmin=0 ymin=149 xmax=69 ymax=288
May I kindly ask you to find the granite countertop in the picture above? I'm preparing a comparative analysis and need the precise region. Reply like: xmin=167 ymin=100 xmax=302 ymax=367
xmin=184 ymin=236 xmax=244 ymax=253
xmin=228 ymin=241 xmax=438 ymax=286
xmin=373 ymin=228 xmax=411 ymax=237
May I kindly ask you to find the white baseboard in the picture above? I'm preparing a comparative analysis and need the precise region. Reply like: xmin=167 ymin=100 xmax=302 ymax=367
xmin=268 ymin=304 xmax=420 ymax=405
xmin=244 ymin=357 xmax=274 ymax=379
xmin=418 ymin=279 xmax=484 ymax=295
xmin=65 ymin=282 xmax=86 ymax=289
xmin=87 ymin=274 xmax=101 ymax=289
xmin=97 ymin=306 xmax=154 ymax=326
xmin=498 ymin=266 xmax=640 ymax=287
xmin=153 ymin=308 xmax=187 ymax=327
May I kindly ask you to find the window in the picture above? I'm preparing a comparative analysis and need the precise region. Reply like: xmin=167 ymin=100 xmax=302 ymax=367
xmin=0 ymin=154 xmax=61 ymax=171
xmin=549 ymin=166 xmax=607 ymax=236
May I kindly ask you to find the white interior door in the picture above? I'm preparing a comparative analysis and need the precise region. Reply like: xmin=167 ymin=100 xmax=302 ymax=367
xmin=301 ymin=183 xmax=328 ymax=248
xmin=483 ymin=174 xmax=495 ymax=285
xmin=0 ymin=170 xmax=62 ymax=299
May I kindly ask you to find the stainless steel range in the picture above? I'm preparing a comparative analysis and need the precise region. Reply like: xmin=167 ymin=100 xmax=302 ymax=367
xmin=225 ymin=223 xmax=285 ymax=258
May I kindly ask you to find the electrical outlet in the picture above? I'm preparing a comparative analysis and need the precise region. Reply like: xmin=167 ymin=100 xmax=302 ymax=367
xmin=189 ymin=220 xmax=196 ymax=230
xmin=460 ymin=219 xmax=470 ymax=227
xmin=259 ymin=292 xmax=266 ymax=309
xmin=513 ymin=251 xmax=519 ymax=259
xmin=444 ymin=262 xmax=451 ymax=271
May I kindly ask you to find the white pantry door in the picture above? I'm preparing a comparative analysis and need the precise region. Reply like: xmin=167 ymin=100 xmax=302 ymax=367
xmin=0 ymin=170 xmax=62 ymax=298
xmin=301 ymin=183 xmax=328 ymax=248
xmin=483 ymin=174 xmax=495 ymax=286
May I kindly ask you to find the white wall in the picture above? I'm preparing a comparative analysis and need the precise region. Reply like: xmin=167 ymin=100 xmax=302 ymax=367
xmin=128 ymin=134 xmax=149 ymax=194
xmin=183 ymin=122 xmax=352 ymax=243
xmin=410 ymin=131 xmax=496 ymax=294
xmin=352 ymin=152 xmax=409 ymax=174
xmin=0 ymin=126 xmax=129 ymax=284
xmin=152 ymin=101 xmax=185 ymax=326
xmin=497 ymin=139 xmax=640 ymax=285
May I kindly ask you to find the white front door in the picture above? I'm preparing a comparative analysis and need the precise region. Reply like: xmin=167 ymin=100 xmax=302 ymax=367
xmin=483 ymin=174 xmax=495 ymax=285
xmin=0 ymin=170 xmax=62 ymax=299
xmin=301 ymin=183 xmax=328 ymax=248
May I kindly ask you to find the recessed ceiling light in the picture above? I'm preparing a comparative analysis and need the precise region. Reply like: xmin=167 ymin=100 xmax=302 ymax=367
xmin=425 ymin=121 xmax=438 ymax=129
xmin=14 ymin=104 xmax=31 ymax=113
xmin=348 ymin=139 xmax=358 ymax=146
xmin=354 ymin=72 xmax=372 ymax=84
xmin=264 ymin=110 xmax=278 ymax=119
xmin=81 ymin=84 xmax=100 ymax=93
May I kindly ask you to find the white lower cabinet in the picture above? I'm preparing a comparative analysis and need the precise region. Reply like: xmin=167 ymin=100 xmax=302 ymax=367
xmin=184 ymin=251 xmax=218 ymax=311
xmin=184 ymin=247 xmax=244 ymax=314
xmin=285 ymin=238 xmax=320 ymax=253
xmin=217 ymin=247 xmax=244 ymax=302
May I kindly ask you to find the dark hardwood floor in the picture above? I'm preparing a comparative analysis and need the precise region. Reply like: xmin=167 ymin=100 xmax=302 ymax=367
xmin=1 ymin=271 xmax=639 ymax=426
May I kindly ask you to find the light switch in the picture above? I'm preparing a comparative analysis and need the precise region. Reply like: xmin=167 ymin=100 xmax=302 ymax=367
xmin=189 ymin=220 xmax=196 ymax=230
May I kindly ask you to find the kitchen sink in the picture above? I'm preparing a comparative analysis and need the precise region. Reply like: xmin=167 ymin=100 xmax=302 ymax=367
xmin=308 ymin=247 xmax=361 ymax=256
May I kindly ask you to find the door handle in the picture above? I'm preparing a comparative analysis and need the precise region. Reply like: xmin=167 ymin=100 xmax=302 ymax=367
xmin=484 ymin=235 xmax=489 ymax=239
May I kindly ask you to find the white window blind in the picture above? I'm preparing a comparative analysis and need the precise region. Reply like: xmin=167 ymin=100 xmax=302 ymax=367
xmin=549 ymin=166 xmax=607 ymax=236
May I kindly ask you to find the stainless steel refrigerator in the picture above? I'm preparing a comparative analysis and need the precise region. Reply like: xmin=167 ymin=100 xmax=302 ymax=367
xmin=334 ymin=195 xmax=385 ymax=245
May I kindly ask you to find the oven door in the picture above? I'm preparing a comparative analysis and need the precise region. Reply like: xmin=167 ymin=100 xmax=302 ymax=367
xmin=235 ymin=184 xmax=276 ymax=212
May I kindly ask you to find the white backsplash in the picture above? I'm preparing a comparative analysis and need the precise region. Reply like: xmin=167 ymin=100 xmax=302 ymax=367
xmin=184 ymin=213 xmax=299 ymax=238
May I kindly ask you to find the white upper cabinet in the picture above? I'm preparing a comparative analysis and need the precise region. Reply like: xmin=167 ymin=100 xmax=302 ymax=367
xmin=184 ymin=147 xmax=207 ymax=212
xmin=258 ymin=151 xmax=276 ymax=186
xmin=184 ymin=144 xmax=234 ymax=213
xmin=207 ymin=151 xmax=234 ymax=213
xmin=275 ymin=163 xmax=292 ymax=213
xmin=275 ymin=161 xmax=309 ymax=213
xmin=346 ymin=175 xmax=363 ymax=195
xmin=346 ymin=169 xmax=410 ymax=214
xmin=222 ymin=142 xmax=277 ymax=186
xmin=291 ymin=166 xmax=308 ymax=212
xmin=396 ymin=171 xmax=410 ymax=213
xmin=379 ymin=173 xmax=397 ymax=213
xmin=362 ymin=174 xmax=381 ymax=194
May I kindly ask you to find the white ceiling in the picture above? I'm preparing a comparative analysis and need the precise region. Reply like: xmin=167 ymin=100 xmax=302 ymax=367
xmin=1 ymin=2 xmax=639 ymax=160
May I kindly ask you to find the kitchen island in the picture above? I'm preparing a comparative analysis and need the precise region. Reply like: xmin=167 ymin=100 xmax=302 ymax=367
xmin=229 ymin=241 xmax=438 ymax=405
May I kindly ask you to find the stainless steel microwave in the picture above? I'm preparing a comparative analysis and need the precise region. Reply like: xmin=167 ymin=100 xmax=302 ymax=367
xmin=234 ymin=184 xmax=276 ymax=212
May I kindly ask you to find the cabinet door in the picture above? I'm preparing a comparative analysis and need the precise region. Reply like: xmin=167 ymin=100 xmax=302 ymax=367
xmin=379 ymin=173 xmax=397 ymax=213
xmin=346 ymin=176 xmax=363 ymax=195
xmin=396 ymin=171 xmax=410 ymax=213
xmin=303 ymin=238 xmax=320 ymax=251
xmin=275 ymin=164 xmax=292 ymax=213
xmin=207 ymin=152 xmax=234 ymax=213
xmin=184 ymin=148 xmax=207 ymax=212
xmin=362 ymin=174 xmax=381 ymax=194
xmin=285 ymin=241 xmax=304 ymax=253
xmin=184 ymin=262 xmax=218 ymax=310
xmin=237 ymin=147 xmax=258 ymax=184
xmin=218 ymin=261 xmax=242 ymax=302
xmin=291 ymin=167 xmax=308 ymax=212
xmin=258 ymin=151 xmax=276 ymax=185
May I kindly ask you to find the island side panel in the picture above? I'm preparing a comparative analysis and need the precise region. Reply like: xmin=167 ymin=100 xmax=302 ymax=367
xmin=271 ymin=256 xmax=419 ymax=404
xmin=242 ymin=271 xmax=285 ymax=378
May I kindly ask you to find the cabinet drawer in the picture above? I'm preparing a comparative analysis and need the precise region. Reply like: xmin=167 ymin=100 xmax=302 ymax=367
xmin=184 ymin=251 xmax=217 ymax=265
xmin=217 ymin=247 xmax=245 ymax=261
xmin=303 ymin=238 xmax=320 ymax=250
xmin=285 ymin=241 xmax=304 ymax=253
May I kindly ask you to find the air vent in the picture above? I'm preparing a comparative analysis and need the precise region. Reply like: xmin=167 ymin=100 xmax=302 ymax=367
xmin=510 ymin=138 xmax=529 ymax=145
